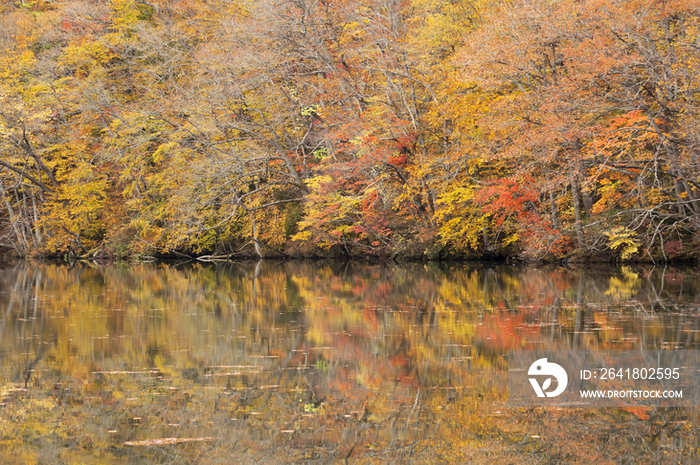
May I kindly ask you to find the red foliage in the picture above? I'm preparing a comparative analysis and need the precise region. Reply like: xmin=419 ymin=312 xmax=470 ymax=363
xmin=387 ymin=153 xmax=407 ymax=166
xmin=663 ymin=240 xmax=683 ymax=255
xmin=475 ymin=176 xmax=539 ymax=226
xmin=474 ymin=176 xmax=570 ymax=257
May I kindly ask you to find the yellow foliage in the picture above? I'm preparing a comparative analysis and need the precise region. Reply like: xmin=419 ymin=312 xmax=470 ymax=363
xmin=604 ymin=227 xmax=641 ymax=261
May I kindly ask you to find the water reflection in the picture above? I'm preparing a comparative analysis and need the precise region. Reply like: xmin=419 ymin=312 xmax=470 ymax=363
xmin=1 ymin=262 xmax=699 ymax=463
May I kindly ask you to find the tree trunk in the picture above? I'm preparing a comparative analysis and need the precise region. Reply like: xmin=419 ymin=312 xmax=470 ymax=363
xmin=251 ymin=217 xmax=263 ymax=258
xmin=1 ymin=185 xmax=28 ymax=251
xmin=571 ymin=179 xmax=584 ymax=250
xmin=545 ymin=172 xmax=559 ymax=228
xmin=582 ymin=189 xmax=593 ymax=217
xmin=483 ymin=223 xmax=492 ymax=251
xmin=647 ymin=112 xmax=700 ymax=215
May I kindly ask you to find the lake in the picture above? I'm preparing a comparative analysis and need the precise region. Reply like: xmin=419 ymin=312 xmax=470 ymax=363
xmin=1 ymin=261 xmax=699 ymax=464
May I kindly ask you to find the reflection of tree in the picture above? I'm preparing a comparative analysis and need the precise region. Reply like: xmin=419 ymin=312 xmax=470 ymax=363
xmin=0 ymin=262 xmax=698 ymax=463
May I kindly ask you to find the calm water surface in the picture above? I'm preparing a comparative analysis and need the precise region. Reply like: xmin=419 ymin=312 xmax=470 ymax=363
xmin=1 ymin=261 xmax=699 ymax=464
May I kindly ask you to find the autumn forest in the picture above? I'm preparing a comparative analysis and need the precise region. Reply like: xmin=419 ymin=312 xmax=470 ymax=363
xmin=1 ymin=0 xmax=699 ymax=262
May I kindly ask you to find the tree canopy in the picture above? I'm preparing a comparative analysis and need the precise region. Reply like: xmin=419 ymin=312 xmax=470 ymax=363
xmin=1 ymin=0 xmax=699 ymax=261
